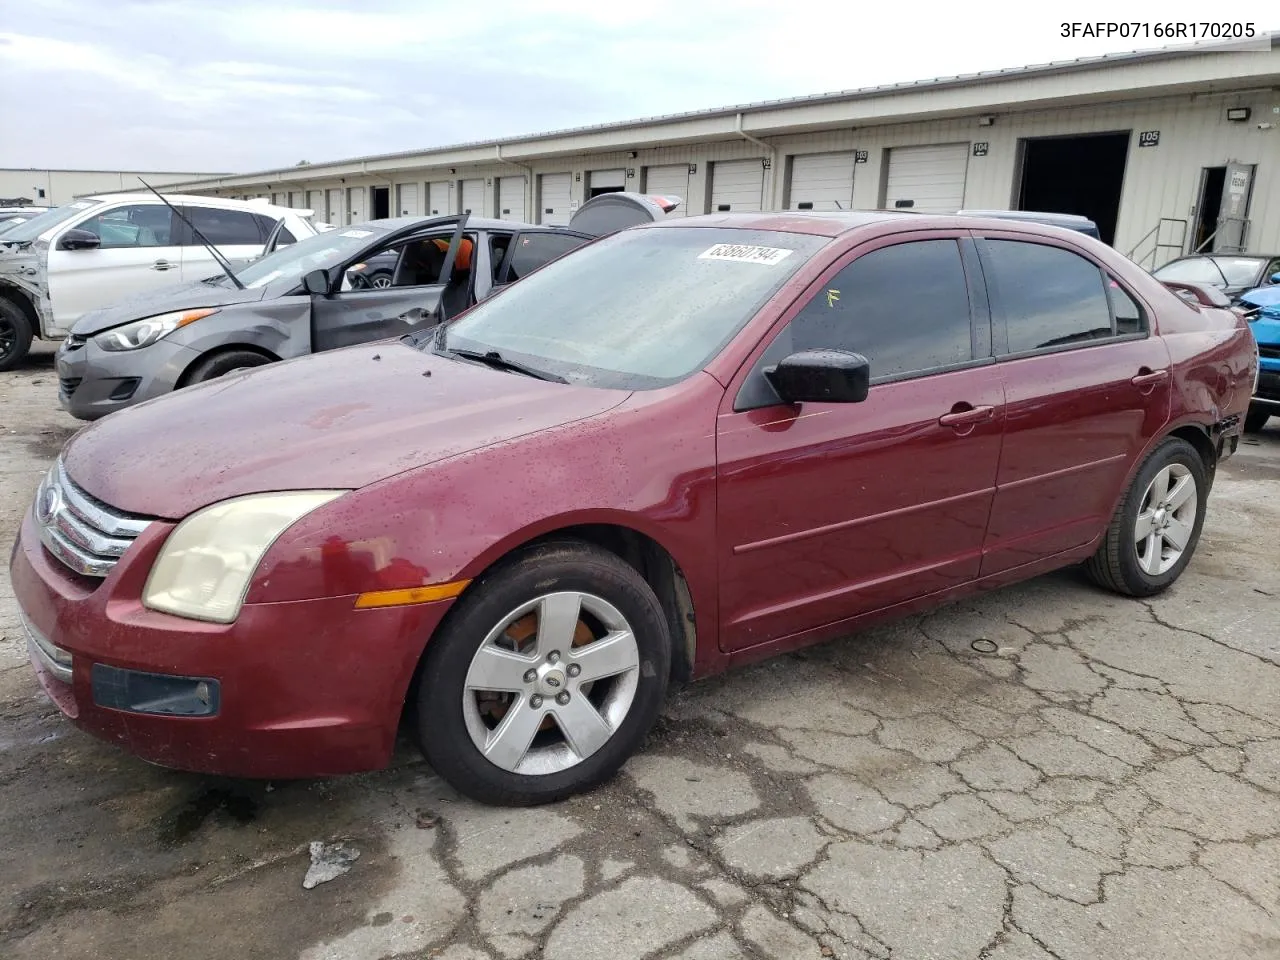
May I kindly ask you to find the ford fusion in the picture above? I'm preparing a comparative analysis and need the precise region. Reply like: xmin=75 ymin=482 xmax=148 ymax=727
xmin=11 ymin=212 xmax=1256 ymax=805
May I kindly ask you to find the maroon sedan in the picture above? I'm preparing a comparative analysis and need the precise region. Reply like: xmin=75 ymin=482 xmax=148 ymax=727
xmin=11 ymin=212 xmax=1256 ymax=805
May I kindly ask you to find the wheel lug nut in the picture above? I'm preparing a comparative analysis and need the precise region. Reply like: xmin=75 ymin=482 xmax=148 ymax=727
xmin=547 ymin=651 xmax=560 ymax=664
xmin=567 ymin=664 xmax=581 ymax=678
xmin=556 ymin=692 xmax=570 ymax=705
xmin=523 ymin=670 xmax=537 ymax=683
xmin=530 ymin=695 xmax=543 ymax=708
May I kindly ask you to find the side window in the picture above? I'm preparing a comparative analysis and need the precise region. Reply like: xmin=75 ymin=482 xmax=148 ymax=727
xmin=982 ymin=240 xmax=1113 ymax=352
xmin=1266 ymin=259 xmax=1280 ymax=284
xmin=1106 ymin=278 xmax=1146 ymax=336
xmin=781 ymin=239 xmax=974 ymax=381
xmin=506 ymin=233 xmax=588 ymax=282
xmin=74 ymin=204 xmax=173 ymax=248
xmin=184 ymin=207 xmax=265 ymax=246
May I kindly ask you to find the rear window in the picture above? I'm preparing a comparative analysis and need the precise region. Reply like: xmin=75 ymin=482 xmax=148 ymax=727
xmin=1154 ymin=258 xmax=1227 ymax=287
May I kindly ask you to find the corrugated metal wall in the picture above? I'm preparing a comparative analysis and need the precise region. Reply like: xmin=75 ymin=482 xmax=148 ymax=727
xmin=188 ymin=91 xmax=1279 ymax=264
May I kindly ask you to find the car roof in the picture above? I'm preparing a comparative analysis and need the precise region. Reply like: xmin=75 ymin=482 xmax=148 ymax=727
xmin=1161 ymin=253 xmax=1280 ymax=262
xmin=77 ymin=192 xmax=306 ymax=215
xmin=649 ymin=209 xmax=1090 ymax=239
xmin=357 ymin=215 xmax=584 ymax=233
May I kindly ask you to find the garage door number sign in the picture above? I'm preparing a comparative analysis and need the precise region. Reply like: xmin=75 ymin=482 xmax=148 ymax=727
xmin=1139 ymin=130 xmax=1161 ymax=147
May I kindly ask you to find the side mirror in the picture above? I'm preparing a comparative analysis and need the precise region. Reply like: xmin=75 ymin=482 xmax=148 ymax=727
xmin=1271 ymin=272 xmax=1280 ymax=284
xmin=58 ymin=229 xmax=101 ymax=251
xmin=766 ymin=349 xmax=870 ymax=404
xmin=302 ymin=268 xmax=331 ymax=296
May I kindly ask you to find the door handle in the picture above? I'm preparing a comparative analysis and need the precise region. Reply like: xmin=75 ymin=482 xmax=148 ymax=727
xmin=1131 ymin=368 xmax=1169 ymax=392
xmin=151 ymin=260 xmax=174 ymax=271
xmin=938 ymin=404 xmax=995 ymax=428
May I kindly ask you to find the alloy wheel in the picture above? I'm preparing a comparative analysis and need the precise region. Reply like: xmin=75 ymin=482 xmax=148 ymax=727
xmin=462 ymin=591 xmax=640 ymax=775
xmin=1134 ymin=463 xmax=1198 ymax=576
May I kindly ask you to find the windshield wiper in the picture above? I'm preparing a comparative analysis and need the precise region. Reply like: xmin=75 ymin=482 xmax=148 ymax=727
xmin=444 ymin=347 xmax=567 ymax=383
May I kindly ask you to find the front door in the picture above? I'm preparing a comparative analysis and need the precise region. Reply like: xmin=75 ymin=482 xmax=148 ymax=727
xmin=716 ymin=234 xmax=1003 ymax=652
xmin=973 ymin=233 xmax=1172 ymax=575
xmin=46 ymin=202 xmax=182 ymax=332
xmin=310 ymin=221 xmax=469 ymax=352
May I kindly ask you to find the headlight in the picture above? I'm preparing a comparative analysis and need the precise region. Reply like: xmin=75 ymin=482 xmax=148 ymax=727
xmin=143 ymin=491 xmax=346 ymax=623
xmin=94 ymin=308 xmax=219 ymax=352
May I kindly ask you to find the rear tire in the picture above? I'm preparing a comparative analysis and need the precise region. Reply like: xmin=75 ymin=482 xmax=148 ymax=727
xmin=415 ymin=541 xmax=670 ymax=806
xmin=0 ymin=296 xmax=34 ymax=373
xmin=1085 ymin=437 xmax=1208 ymax=597
xmin=185 ymin=349 xmax=272 ymax=384
xmin=1244 ymin=406 xmax=1271 ymax=433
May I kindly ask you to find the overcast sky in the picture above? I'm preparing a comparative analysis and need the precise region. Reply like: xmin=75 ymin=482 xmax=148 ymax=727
xmin=0 ymin=0 xmax=1272 ymax=174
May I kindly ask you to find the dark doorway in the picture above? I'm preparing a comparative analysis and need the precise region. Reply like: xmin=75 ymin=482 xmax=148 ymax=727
xmin=1192 ymin=166 xmax=1227 ymax=252
xmin=588 ymin=185 xmax=625 ymax=199
xmin=1017 ymin=132 xmax=1129 ymax=245
xmin=372 ymin=186 xmax=390 ymax=220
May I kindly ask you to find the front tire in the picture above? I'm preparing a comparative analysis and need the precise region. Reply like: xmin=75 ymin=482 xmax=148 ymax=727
xmin=1085 ymin=437 xmax=1208 ymax=597
xmin=185 ymin=349 xmax=272 ymax=384
xmin=415 ymin=542 xmax=670 ymax=806
xmin=0 ymin=296 xmax=34 ymax=373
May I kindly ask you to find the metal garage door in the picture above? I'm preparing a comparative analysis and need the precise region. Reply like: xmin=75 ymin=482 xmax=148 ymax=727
xmin=271 ymin=193 xmax=284 ymax=206
xmin=539 ymin=173 xmax=572 ymax=225
xmin=428 ymin=181 xmax=450 ymax=215
xmin=643 ymin=164 xmax=689 ymax=216
xmin=395 ymin=182 xmax=419 ymax=216
xmin=286 ymin=191 xmax=302 ymax=208
xmin=789 ymin=152 xmax=855 ymax=211
xmin=885 ymin=143 xmax=970 ymax=213
xmin=326 ymin=188 xmax=343 ymax=224
xmin=711 ymin=159 xmax=765 ymax=212
xmin=306 ymin=190 xmax=322 ymax=217
xmin=497 ymin=176 xmax=527 ymax=221
xmin=460 ymin=179 xmax=483 ymax=215
xmin=588 ymin=169 xmax=625 ymax=196
xmin=348 ymin=186 xmax=369 ymax=224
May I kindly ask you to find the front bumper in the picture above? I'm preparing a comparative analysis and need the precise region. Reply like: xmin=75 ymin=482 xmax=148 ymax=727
xmin=10 ymin=509 xmax=451 ymax=778
xmin=55 ymin=336 xmax=199 ymax=421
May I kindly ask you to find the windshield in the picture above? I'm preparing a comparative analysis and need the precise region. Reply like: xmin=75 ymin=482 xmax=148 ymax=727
xmin=438 ymin=227 xmax=829 ymax=389
xmin=1209 ymin=257 xmax=1266 ymax=286
xmin=233 ymin=225 xmax=389 ymax=289
xmin=1154 ymin=257 xmax=1228 ymax=287
xmin=0 ymin=200 xmax=103 ymax=244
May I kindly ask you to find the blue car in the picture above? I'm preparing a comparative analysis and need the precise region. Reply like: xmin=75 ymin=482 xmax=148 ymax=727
xmin=1239 ymin=275 xmax=1280 ymax=432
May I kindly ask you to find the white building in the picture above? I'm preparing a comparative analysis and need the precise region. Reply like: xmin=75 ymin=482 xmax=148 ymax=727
xmin=167 ymin=36 xmax=1280 ymax=267
xmin=0 ymin=168 xmax=228 ymax=207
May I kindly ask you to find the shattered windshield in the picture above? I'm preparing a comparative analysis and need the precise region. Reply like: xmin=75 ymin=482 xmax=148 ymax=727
xmin=232 ymin=225 xmax=390 ymax=289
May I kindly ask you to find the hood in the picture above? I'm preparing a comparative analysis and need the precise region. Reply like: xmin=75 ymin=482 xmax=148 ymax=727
xmin=1240 ymin=286 xmax=1280 ymax=309
xmin=62 ymin=341 xmax=629 ymax=519
xmin=69 ymin=281 xmax=270 ymax=335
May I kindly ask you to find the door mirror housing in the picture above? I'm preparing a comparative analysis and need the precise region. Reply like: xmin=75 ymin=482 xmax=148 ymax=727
xmin=766 ymin=349 xmax=870 ymax=404
xmin=302 ymin=268 xmax=331 ymax=296
xmin=1271 ymin=272 xmax=1280 ymax=284
xmin=58 ymin=229 xmax=101 ymax=251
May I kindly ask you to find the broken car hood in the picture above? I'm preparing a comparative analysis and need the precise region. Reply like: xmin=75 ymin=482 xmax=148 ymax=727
xmin=62 ymin=341 xmax=629 ymax=519
xmin=69 ymin=281 xmax=271 ymax=335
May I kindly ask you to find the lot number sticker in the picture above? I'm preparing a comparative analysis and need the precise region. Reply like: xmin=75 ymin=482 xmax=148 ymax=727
xmin=698 ymin=244 xmax=793 ymax=265
xmin=340 ymin=229 xmax=374 ymax=238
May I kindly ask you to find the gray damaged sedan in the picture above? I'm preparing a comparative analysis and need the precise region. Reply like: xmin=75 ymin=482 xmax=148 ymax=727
xmin=56 ymin=193 xmax=679 ymax=420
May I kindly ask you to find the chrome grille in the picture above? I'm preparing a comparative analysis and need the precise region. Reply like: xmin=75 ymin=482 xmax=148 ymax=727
xmin=35 ymin=460 xmax=152 ymax=578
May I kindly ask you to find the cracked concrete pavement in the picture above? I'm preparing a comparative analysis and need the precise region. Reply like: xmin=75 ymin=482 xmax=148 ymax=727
xmin=3 ymin=344 xmax=1279 ymax=959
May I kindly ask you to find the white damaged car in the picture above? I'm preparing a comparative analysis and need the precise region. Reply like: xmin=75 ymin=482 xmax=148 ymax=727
xmin=0 ymin=194 xmax=319 ymax=370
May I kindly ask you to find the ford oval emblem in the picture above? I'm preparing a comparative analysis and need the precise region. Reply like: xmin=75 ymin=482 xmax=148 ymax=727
xmin=36 ymin=483 xmax=62 ymax=526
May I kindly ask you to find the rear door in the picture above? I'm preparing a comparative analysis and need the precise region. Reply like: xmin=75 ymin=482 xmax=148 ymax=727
xmin=716 ymin=233 xmax=1002 ymax=651
xmin=974 ymin=232 xmax=1171 ymax=574
xmin=310 ymin=218 xmax=467 ymax=352
xmin=493 ymin=231 xmax=591 ymax=291
xmin=179 ymin=205 xmax=270 ymax=280
xmin=45 ymin=201 xmax=183 ymax=331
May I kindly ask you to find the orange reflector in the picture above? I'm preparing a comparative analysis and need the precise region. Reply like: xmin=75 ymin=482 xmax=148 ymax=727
xmin=354 ymin=580 xmax=471 ymax=609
